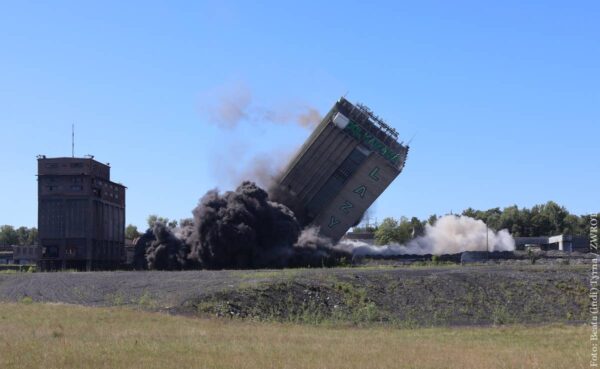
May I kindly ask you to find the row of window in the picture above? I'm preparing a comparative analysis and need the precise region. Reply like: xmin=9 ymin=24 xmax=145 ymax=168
xmin=93 ymin=179 xmax=119 ymax=190
xmin=15 ymin=247 xmax=37 ymax=256
xmin=41 ymin=245 xmax=120 ymax=258
xmin=44 ymin=162 xmax=85 ymax=169
xmin=46 ymin=185 xmax=84 ymax=192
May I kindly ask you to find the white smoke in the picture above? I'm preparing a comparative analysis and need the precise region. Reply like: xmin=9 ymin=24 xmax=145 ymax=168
xmin=339 ymin=215 xmax=515 ymax=256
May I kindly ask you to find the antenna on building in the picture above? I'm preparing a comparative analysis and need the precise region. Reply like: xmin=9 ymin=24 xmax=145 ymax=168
xmin=72 ymin=123 xmax=75 ymax=158
xmin=407 ymin=131 xmax=418 ymax=146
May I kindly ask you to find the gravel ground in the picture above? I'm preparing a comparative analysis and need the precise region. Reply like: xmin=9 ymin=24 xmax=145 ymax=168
xmin=0 ymin=264 xmax=589 ymax=326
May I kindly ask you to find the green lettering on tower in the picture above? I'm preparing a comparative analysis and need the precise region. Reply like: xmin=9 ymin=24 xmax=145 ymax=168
xmin=340 ymin=201 xmax=353 ymax=214
xmin=369 ymin=167 xmax=380 ymax=181
xmin=353 ymin=185 xmax=367 ymax=199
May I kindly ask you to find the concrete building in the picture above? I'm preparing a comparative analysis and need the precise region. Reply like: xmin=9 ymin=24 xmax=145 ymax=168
xmin=37 ymin=156 xmax=126 ymax=270
xmin=12 ymin=245 xmax=40 ymax=265
xmin=0 ymin=245 xmax=13 ymax=264
xmin=514 ymin=234 xmax=589 ymax=252
xmin=341 ymin=232 xmax=376 ymax=245
xmin=272 ymin=97 xmax=409 ymax=242
xmin=124 ymin=238 xmax=136 ymax=266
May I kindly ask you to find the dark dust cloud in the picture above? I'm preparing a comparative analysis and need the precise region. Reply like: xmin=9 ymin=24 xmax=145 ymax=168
xmin=134 ymin=182 xmax=347 ymax=270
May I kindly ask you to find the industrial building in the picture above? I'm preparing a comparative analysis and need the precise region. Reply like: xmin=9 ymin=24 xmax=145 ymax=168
xmin=272 ymin=97 xmax=409 ymax=242
xmin=0 ymin=245 xmax=13 ymax=265
xmin=12 ymin=245 xmax=40 ymax=265
xmin=37 ymin=156 xmax=126 ymax=270
xmin=514 ymin=234 xmax=589 ymax=252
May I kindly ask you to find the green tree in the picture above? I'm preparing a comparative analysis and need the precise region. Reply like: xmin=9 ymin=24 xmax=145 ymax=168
xmin=528 ymin=201 xmax=569 ymax=236
xmin=374 ymin=217 xmax=400 ymax=245
xmin=147 ymin=215 xmax=179 ymax=229
xmin=462 ymin=207 xmax=478 ymax=219
xmin=125 ymin=224 xmax=141 ymax=240
xmin=483 ymin=208 xmax=502 ymax=230
xmin=499 ymin=205 xmax=521 ymax=236
xmin=0 ymin=225 xmax=19 ymax=246
xmin=395 ymin=217 xmax=416 ymax=244
xmin=562 ymin=214 xmax=581 ymax=235
xmin=409 ymin=217 xmax=425 ymax=237
xmin=179 ymin=218 xmax=193 ymax=227
xmin=460 ymin=202 xmax=593 ymax=237
xmin=147 ymin=214 xmax=170 ymax=228
xmin=28 ymin=227 xmax=38 ymax=245
xmin=427 ymin=214 xmax=438 ymax=226
xmin=518 ymin=208 xmax=533 ymax=236
xmin=14 ymin=226 xmax=37 ymax=245
xmin=541 ymin=201 xmax=569 ymax=235
xmin=374 ymin=217 xmax=418 ymax=245
xmin=352 ymin=225 xmax=377 ymax=233
xmin=579 ymin=214 xmax=595 ymax=236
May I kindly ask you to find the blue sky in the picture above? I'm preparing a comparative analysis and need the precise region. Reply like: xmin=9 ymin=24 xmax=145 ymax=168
xmin=0 ymin=0 xmax=598 ymax=229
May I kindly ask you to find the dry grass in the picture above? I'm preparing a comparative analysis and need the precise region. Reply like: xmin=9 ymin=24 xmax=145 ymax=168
xmin=0 ymin=303 xmax=587 ymax=369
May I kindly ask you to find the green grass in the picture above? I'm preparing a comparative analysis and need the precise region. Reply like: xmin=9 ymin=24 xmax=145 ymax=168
xmin=0 ymin=264 xmax=35 ymax=273
xmin=232 ymin=269 xmax=303 ymax=279
xmin=0 ymin=303 xmax=588 ymax=369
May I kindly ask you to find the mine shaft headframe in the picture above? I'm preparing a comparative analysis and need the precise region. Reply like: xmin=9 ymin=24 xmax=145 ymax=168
xmin=354 ymin=102 xmax=399 ymax=140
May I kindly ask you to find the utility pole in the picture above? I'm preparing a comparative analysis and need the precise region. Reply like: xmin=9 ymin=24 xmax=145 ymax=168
xmin=486 ymin=223 xmax=490 ymax=258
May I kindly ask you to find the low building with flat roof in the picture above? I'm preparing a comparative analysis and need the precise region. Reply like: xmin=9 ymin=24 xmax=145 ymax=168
xmin=514 ymin=234 xmax=589 ymax=252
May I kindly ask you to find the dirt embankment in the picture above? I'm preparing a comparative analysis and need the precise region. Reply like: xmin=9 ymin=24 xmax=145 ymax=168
xmin=0 ymin=265 xmax=589 ymax=327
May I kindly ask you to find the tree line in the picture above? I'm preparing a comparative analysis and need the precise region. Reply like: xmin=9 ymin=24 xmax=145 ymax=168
xmin=352 ymin=201 xmax=595 ymax=245
xmin=124 ymin=215 xmax=181 ymax=241
xmin=0 ymin=216 xmax=176 ymax=245
xmin=0 ymin=226 xmax=38 ymax=246
xmin=3 ymin=201 xmax=592 ymax=247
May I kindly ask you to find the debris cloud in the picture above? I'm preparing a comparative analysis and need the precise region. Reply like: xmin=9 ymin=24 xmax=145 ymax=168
xmin=134 ymin=182 xmax=345 ymax=270
xmin=343 ymin=215 xmax=515 ymax=256
xmin=188 ymin=181 xmax=301 ymax=269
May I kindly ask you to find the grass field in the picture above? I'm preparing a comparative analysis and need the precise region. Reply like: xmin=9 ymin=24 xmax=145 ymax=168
xmin=0 ymin=303 xmax=587 ymax=369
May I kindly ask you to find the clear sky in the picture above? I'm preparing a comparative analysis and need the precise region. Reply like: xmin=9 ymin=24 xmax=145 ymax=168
xmin=0 ymin=0 xmax=598 ymax=229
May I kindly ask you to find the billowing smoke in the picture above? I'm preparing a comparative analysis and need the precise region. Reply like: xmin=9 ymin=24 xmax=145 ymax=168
xmin=258 ymin=105 xmax=322 ymax=128
xmin=297 ymin=108 xmax=321 ymax=128
xmin=342 ymin=215 xmax=515 ymax=256
xmin=134 ymin=200 xmax=517 ymax=270
xmin=188 ymin=182 xmax=301 ymax=269
xmin=134 ymin=182 xmax=346 ymax=270
xmin=233 ymin=149 xmax=295 ymax=189
xmin=199 ymin=82 xmax=322 ymax=129
xmin=145 ymin=222 xmax=193 ymax=270
xmin=200 ymin=83 xmax=320 ymax=190
xmin=205 ymin=83 xmax=252 ymax=128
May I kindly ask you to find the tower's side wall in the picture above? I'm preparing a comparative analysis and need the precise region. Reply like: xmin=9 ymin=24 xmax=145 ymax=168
xmin=313 ymin=153 xmax=400 ymax=241
xmin=272 ymin=97 xmax=408 ymax=242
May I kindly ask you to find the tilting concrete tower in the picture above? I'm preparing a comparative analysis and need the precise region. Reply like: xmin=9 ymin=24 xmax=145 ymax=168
xmin=272 ymin=97 xmax=409 ymax=242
